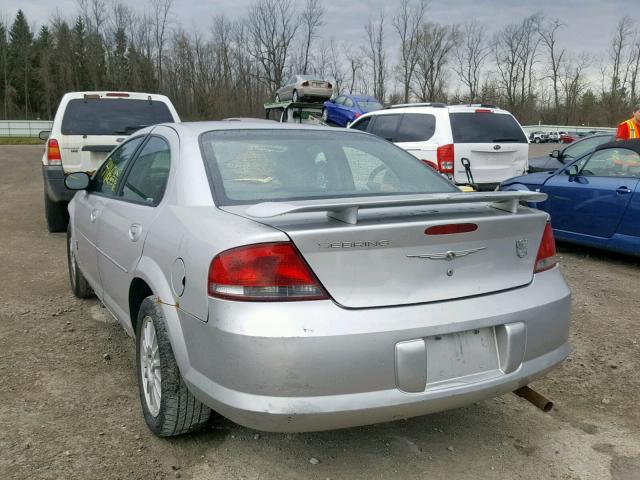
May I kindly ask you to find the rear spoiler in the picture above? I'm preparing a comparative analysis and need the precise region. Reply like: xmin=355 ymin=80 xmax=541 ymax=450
xmin=245 ymin=191 xmax=547 ymax=225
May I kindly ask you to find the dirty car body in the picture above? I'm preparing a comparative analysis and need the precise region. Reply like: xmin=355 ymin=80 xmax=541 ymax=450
xmin=67 ymin=122 xmax=571 ymax=433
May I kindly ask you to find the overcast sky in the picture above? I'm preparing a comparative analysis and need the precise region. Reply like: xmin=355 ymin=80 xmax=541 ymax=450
xmin=3 ymin=0 xmax=633 ymax=57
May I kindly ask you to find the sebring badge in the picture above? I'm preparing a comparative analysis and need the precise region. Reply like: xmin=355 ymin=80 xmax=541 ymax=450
xmin=516 ymin=238 xmax=528 ymax=258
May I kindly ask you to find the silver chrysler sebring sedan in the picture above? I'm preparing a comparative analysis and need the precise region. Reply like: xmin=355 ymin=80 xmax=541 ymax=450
xmin=64 ymin=122 xmax=571 ymax=436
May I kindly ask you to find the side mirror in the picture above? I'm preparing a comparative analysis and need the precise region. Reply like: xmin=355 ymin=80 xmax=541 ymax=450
xmin=39 ymin=130 xmax=50 ymax=141
xmin=549 ymin=149 xmax=560 ymax=159
xmin=566 ymin=164 xmax=579 ymax=177
xmin=64 ymin=172 xmax=90 ymax=191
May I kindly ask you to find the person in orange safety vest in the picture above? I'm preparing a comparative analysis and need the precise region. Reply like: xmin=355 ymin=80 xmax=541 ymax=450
xmin=616 ymin=105 xmax=640 ymax=140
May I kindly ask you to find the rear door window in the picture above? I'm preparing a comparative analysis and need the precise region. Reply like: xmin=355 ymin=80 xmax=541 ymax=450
xmin=449 ymin=112 xmax=527 ymax=143
xmin=120 ymin=137 xmax=171 ymax=205
xmin=92 ymin=137 xmax=145 ymax=196
xmin=350 ymin=117 xmax=372 ymax=132
xmin=61 ymin=98 xmax=174 ymax=136
xmin=395 ymin=113 xmax=436 ymax=142
xmin=369 ymin=115 xmax=401 ymax=141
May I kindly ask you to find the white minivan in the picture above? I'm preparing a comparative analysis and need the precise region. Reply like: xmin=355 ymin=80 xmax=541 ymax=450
xmin=348 ymin=103 xmax=529 ymax=190
xmin=41 ymin=91 xmax=180 ymax=232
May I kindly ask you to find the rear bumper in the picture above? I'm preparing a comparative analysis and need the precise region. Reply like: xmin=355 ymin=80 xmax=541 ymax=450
xmin=42 ymin=165 xmax=74 ymax=203
xmin=178 ymin=267 xmax=571 ymax=432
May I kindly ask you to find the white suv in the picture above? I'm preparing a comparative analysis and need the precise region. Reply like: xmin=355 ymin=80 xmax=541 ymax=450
xmin=41 ymin=91 xmax=180 ymax=232
xmin=348 ymin=103 xmax=529 ymax=190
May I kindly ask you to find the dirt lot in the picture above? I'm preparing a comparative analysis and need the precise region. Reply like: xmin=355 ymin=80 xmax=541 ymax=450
xmin=1 ymin=145 xmax=639 ymax=480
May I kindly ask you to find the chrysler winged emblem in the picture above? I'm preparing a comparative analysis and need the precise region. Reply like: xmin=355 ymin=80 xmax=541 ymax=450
xmin=406 ymin=247 xmax=486 ymax=261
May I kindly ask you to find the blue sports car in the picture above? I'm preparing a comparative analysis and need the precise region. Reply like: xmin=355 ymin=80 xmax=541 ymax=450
xmin=322 ymin=95 xmax=383 ymax=127
xmin=501 ymin=140 xmax=640 ymax=256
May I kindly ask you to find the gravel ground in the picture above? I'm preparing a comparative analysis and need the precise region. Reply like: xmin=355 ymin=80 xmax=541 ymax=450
xmin=1 ymin=145 xmax=639 ymax=480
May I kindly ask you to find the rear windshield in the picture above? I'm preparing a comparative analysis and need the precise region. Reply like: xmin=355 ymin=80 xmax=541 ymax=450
xmin=199 ymin=129 xmax=457 ymax=205
xmin=357 ymin=101 xmax=383 ymax=111
xmin=449 ymin=112 xmax=527 ymax=143
xmin=61 ymin=98 xmax=174 ymax=135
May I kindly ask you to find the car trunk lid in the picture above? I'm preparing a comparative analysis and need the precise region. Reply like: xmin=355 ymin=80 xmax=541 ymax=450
xmin=222 ymin=192 xmax=548 ymax=308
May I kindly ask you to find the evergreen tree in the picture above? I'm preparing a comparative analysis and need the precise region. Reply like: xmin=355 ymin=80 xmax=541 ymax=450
xmin=8 ymin=10 xmax=34 ymax=119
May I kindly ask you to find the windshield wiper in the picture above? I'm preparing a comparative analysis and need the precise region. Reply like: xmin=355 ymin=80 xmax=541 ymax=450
xmin=492 ymin=137 xmax=522 ymax=142
xmin=113 ymin=124 xmax=148 ymax=134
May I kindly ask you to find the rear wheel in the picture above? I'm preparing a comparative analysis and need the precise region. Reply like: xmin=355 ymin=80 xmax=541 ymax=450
xmin=534 ymin=138 xmax=541 ymax=143
xmin=44 ymin=191 xmax=68 ymax=233
xmin=136 ymin=296 xmax=211 ymax=437
xmin=275 ymin=93 xmax=280 ymax=102
xmin=67 ymin=225 xmax=93 ymax=298
xmin=292 ymin=89 xmax=300 ymax=102
xmin=322 ymin=108 xmax=329 ymax=123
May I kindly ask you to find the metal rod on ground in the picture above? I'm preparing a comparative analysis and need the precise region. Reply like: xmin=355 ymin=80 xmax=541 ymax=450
xmin=513 ymin=386 xmax=554 ymax=412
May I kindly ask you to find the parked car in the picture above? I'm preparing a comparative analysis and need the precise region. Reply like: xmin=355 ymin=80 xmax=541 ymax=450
xmin=528 ymin=133 xmax=614 ymax=172
xmin=322 ymin=95 xmax=383 ymax=127
xmin=501 ymin=139 xmax=640 ymax=256
xmin=547 ymin=131 xmax=567 ymax=142
xmin=529 ymin=131 xmax=549 ymax=143
xmin=349 ymin=103 xmax=529 ymax=190
xmin=64 ymin=121 xmax=570 ymax=436
xmin=274 ymin=75 xmax=332 ymax=103
xmin=559 ymin=133 xmax=577 ymax=143
xmin=41 ymin=91 xmax=180 ymax=232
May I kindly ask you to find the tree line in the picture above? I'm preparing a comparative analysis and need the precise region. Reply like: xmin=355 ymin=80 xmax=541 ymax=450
xmin=1 ymin=0 xmax=639 ymax=126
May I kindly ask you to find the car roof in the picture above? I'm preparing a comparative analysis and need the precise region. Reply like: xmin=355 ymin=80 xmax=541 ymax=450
xmin=595 ymin=139 xmax=640 ymax=154
xmin=147 ymin=121 xmax=368 ymax=139
xmin=358 ymin=104 xmax=510 ymax=117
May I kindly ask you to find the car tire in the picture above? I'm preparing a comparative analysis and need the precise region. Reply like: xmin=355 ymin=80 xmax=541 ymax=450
xmin=275 ymin=93 xmax=280 ymax=102
xmin=44 ymin=191 xmax=68 ymax=233
xmin=136 ymin=296 xmax=212 ymax=437
xmin=534 ymin=138 xmax=541 ymax=143
xmin=292 ymin=89 xmax=300 ymax=102
xmin=322 ymin=108 xmax=328 ymax=123
xmin=67 ymin=225 xmax=93 ymax=298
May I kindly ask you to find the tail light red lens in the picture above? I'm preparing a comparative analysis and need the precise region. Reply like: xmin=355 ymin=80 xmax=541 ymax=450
xmin=105 ymin=92 xmax=130 ymax=97
xmin=534 ymin=223 xmax=558 ymax=273
xmin=327 ymin=82 xmax=333 ymax=89
xmin=437 ymin=144 xmax=455 ymax=173
xmin=354 ymin=112 xmax=362 ymax=119
xmin=47 ymin=138 xmax=62 ymax=166
xmin=208 ymin=242 xmax=328 ymax=301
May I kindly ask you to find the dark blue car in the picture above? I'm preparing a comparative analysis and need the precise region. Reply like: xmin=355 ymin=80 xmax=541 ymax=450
xmin=501 ymin=140 xmax=640 ymax=256
xmin=322 ymin=95 xmax=383 ymax=127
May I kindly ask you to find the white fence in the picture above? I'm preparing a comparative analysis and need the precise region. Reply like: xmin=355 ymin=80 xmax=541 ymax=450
xmin=522 ymin=124 xmax=616 ymax=135
xmin=0 ymin=120 xmax=53 ymax=137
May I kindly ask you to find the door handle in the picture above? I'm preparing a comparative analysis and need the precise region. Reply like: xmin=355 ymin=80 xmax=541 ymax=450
xmin=90 ymin=209 xmax=99 ymax=223
xmin=128 ymin=223 xmax=142 ymax=242
xmin=616 ymin=186 xmax=632 ymax=194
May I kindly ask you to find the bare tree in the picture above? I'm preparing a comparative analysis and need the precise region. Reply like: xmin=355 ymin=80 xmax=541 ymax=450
xmin=344 ymin=44 xmax=363 ymax=94
xmin=539 ymin=18 xmax=565 ymax=119
xmin=627 ymin=34 xmax=640 ymax=106
xmin=300 ymin=0 xmax=324 ymax=75
xmin=246 ymin=0 xmax=299 ymax=93
xmin=326 ymin=38 xmax=346 ymax=94
xmin=150 ymin=0 xmax=173 ymax=90
xmin=493 ymin=14 xmax=542 ymax=117
xmin=609 ymin=16 xmax=634 ymax=95
xmin=453 ymin=20 xmax=490 ymax=103
xmin=560 ymin=53 xmax=589 ymax=124
xmin=412 ymin=22 xmax=457 ymax=102
xmin=392 ymin=0 xmax=429 ymax=103
xmin=363 ymin=10 xmax=387 ymax=101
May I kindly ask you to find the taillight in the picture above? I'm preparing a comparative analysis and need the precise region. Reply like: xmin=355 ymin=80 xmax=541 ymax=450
xmin=208 ymin=242 xmax=328 ymax=301
xmin=105 ymin=92 xmax=130 ymax=97
xmin=474 ymin=109 xmax=492 ymax=113
xmin=327 ymin=82 xmax=333 ymax=89
xmin=301 ymin=81 xmax=309 ymax=87
xmin=425 ymin=223 xmax=478 ymax=235
xmin=437 ymin=144 xmax=454 ymax=173
xmin=47 ymin=138 xmax=62 ymax=166
xmin=534 ymin=223 xmax=557 ymax=273
xmin=354 ymin=112 xmax=362 ymax=119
